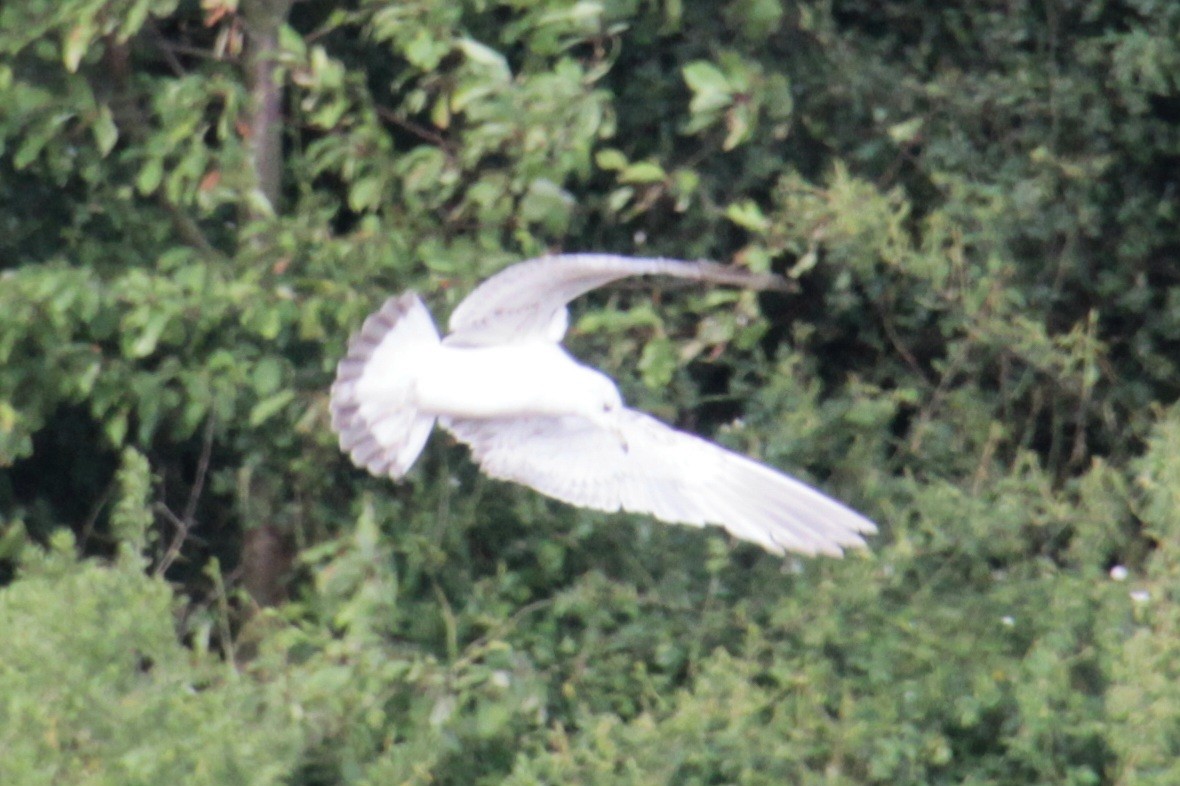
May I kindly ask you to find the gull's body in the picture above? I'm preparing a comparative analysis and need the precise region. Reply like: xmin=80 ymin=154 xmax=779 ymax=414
xmin=414 ymin=342 xmax=618 ymax=420
xmin=330 ymin=253 xmax=877 ymax=556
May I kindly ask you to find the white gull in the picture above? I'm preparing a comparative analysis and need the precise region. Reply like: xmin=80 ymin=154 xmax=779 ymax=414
xmin=330 ymin=254 xmax=877 ymax=556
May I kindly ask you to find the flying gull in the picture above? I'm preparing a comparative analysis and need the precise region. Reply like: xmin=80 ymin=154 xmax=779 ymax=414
xmin=330 ymin=254 xmax=877 ymax=556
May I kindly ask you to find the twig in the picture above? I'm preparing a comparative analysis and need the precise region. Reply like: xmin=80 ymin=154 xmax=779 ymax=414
xmin=183 ymin=414 xmax=216 ymax=526
xmin=375 ymin=105 xmax=454 ymax=152
xmin=153 ymin=502 xmax=188 ymax=577
xmin=144 ymin=18 xmax=190 ymax=77
xmin=78 ymin=483 xmax=114 ymax=550
xmin=874 ymin=296 xmax=931 ymax=384
xmin=154 ymin=415 xmax=216 ymax=576
xmin=450 ymin=596 xmax=555 ymax=672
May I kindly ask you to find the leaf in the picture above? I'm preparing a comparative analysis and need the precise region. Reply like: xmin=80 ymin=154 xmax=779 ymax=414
xmin=105 ymin=408 xmax=129 ymax=446
xmin=278 ymin=22 xmax=306 ymax=59
xmin=725 ymin=199 xmax=770 ymax=233
xmin=638 ymin=337 xmax=678 ymax=389
xmin=458 ymin=38 xmax=511 ymax=82
xmin=405 ymin=28 xmax=450 ymax=71
xmin=63 ymin=22 xmax=93 ymax=73
xmin=682 ymin=61 xmax=731 ymax=96
xmin=723 ymin=101 xmax=754 ymax=150
xmin=129 ymin=311 xmax=170 ymax=358
xmin=92 ymin=105 xmax=119 ymax=156
xmin=619 ymin=161 xmax=666 ymax=184
xmin=431 ymin=94 xmax=451 ymax=129
xmin=683 ymin=61 xmax=733 ymax=116
xmin=606 ymin=186 xmax=634 ymax=213
xmin=888 ymin=117 xmax=924 ymax=145
xmin=0 ymin=519 xmax=27 ymax=561
xmin=252 ymin=357 xmax=284 ymax=396
xmin=136 ymin=159 xmax=164 ymax=195
xmin=248 ymin=390 xmax=295 ymax=426
xmin=520 ymin=179 xmax=574 ymax=233
xmin=595 ymin=149 xmax=628 ymax=171
xmin=348 ymin=177 xmax=383 ymax=212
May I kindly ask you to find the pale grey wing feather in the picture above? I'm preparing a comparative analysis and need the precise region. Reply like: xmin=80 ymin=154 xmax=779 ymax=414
xmin=439 ymin=410 xmax=876 ymax=556
xmin=445 ymin=253 xmax=786 ymax=346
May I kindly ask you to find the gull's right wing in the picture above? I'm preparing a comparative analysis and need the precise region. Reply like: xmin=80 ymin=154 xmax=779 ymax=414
xmin=444 ymin=253 xmax=786 ymax=347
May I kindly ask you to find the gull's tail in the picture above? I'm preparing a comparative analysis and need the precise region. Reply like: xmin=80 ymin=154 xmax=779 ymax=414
xmin=330 ymin=292 xmax=440 ymax=479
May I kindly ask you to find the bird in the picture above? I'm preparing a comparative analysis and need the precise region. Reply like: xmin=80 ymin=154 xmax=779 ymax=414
xmin=329 ymin=253 xmax=877 ymax=556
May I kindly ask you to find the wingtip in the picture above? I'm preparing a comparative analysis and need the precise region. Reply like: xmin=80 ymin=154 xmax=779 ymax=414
xmin=680 ymin=258 xmax=795 ymax=293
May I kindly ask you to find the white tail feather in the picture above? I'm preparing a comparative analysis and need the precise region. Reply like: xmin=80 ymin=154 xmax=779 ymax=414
xmin=330 ymin=293 xmax=439 ymax=478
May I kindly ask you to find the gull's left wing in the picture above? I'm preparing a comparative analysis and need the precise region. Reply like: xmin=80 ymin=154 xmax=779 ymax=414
xmin=445 ymin=253 xmax=786 ymax=347
xmin=439 ymin=409 xmax=876 ymax=556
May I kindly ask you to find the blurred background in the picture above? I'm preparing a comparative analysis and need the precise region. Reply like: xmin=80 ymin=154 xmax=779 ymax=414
xmin=2 ymin=1 xmax=1178 ymax=783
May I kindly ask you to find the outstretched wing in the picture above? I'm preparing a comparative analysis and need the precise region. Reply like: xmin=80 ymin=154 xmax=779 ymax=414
xmin=440 ymin=410 xmax=876 ymax=556
xmin=445 ymin=253 xmax=787 ymax=346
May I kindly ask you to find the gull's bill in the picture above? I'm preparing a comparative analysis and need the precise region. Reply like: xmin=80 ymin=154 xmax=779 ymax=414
xmin=330 ymin=253 xmax=877 ymax=556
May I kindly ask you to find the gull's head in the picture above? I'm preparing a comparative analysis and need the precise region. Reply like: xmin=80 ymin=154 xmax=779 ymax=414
xmin=586 ymin=370 xmax=623 ymax=420
xmin=566 ymin=365 xmax=623 ymax=426
xmin=577 ymin=370 xmax=629 ymax=451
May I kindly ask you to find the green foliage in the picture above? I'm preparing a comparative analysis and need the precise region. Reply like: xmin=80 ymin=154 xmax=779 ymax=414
xmin=0 ymin=534 xmax=299 ymax=785
xmin=3 ymin=0 xmax=1180 ymax=784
